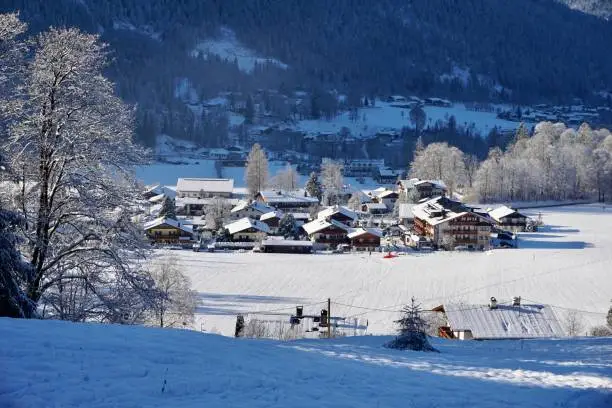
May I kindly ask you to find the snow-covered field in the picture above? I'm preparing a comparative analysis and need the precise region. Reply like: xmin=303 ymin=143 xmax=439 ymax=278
xmin=293 ymin=101 xmax=521 ymax=137
xmin=1 ymin=318 xmax=610 ymax=407
xmin=152 ymin=204 xmax=612 ymax=336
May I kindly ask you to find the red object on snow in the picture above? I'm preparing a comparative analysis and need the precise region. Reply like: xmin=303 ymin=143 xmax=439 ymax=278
xmin=383 ymin=252 xmax=397 ymax=259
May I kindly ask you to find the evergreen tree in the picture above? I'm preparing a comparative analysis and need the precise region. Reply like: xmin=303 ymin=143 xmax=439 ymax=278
xmin=159 ymin=196 xmax=177 ymax=219
xmin=386 ymin=297 xmax=438 ymax=352
xmin=245 ymin=94 xmax=255 ymax=125
xmin=0 ymin=206 xmax=33 ymax=318
xmin=305 ymin=172 xmax=322 ymax=200
xmin=607 ymin=304 xmax=612 ymax=329
xmin=409 ymin=105 xmax=427 ymax=136
xmin=278 ymin=214 xmax=298 ymax=239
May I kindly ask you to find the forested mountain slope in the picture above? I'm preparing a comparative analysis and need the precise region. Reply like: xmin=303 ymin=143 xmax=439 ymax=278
xmin=2 ymin=0 xmax=612 ymax=144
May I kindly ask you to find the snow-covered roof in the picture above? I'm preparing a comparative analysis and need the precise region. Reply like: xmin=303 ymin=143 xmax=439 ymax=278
xmin=488 ymin=206 xmax=525 ymax=222
xmin=260 ymin=211 xmax=283 ymax=221
xmin=442 ymin=303 xmax=564 ymax=340
xmin=399 ymin=204 xmax=416 ymax=219
xmin=258 ymin=190 xmax=319 ymax=205
xmin=347 ymin=228 xmax=383 ymax=239
xmin=317 ymin=205 xmax=358 ymax=221
xmin=376 ymin=190 xmax=398 ymax=199
xmin=176 ymin=178 xmax=234 ymax=194
xmin=365 ymin=202 xmax=388 ymax=210
xmin=412 ymin=196 xmax=492 ymax=227
xmin=289 ymin=212 xmax=310 ymax=220
xmin=176 ymin=197 xmax=241 ymax=207
xmin=224 ymin=217 xmax=270 ymax=235
xmin=143 ymin=217 xmax=193 ymax=234
xmin=144 ymin=184 xmax=163 ymax=195
xmin=148 ymin=193 xmax=166 ymax=203
xmin=231 ymin=200 xmax=274 ymax=214
xmin=398 ymin=179 xmax=447 ymax=191
xmin=302 ymin=218 xmax=351 ymax=235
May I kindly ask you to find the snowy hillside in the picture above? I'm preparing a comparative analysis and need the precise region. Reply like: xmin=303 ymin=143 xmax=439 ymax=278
xmin=153 ymin=205 xmax=612 ymax=336
xmin=191 ymin=27 xmax=288 ymax=73
xmin=1 ymin=318 xmax=610 ymax=408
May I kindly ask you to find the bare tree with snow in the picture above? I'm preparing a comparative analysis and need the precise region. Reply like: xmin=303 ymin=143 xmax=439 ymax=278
xmin=3 ymin=26 xmax=158 ymax=319
xmin=245 ymin=143 xmax=269 ymax=196
xmin=148 ymin=256 xmax=196 ymax=328
xmin=321 ymin=159 xmax=344 ymax=192
xmin=270 ymin=164 xmax=298 ymax=191
xmin=564 ymin=310 xmax=585 ymax=337
xmin=409 ymin=142 xmax=465 ymax=196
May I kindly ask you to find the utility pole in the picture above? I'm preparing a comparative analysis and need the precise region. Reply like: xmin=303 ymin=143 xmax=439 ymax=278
xmin=328 ymin=298 xmax=332 ymax=339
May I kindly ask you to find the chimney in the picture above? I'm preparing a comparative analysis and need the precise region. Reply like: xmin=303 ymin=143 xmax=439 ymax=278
xmin=489 ymin=297 xmax=498 ymax=310
xmin=512 ymin=296 xmax=521 ymax=307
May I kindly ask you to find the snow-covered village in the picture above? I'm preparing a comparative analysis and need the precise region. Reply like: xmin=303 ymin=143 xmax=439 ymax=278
xmin=1 ymin=3 xmax=612 ymax=408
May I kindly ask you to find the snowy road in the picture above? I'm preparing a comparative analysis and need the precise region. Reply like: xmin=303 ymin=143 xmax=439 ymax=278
xmin=153 ymin=205 xmax=612 ymax=336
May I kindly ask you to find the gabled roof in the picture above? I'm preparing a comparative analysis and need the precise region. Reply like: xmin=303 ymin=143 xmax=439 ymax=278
xmin=224 ymin=217 xmax=270 ymax=235
xmin=257 ymin=190 xmax=319 ymax=204
xmin=317 ymin=205 xmax=358 ymax=221
xmin=398 ymin=178 xmax=447 ymax=191
xmin=347 ymin=228 xmax=383 ymax=239
xmin=365 ymin=202 xmax=388 ymax=210
xmin=442 ymin=303 xmax=564 ymax=340
xmin=143 ymin=217 xmax=193 ymax=234
xmin=488 ymin=206 xmax=526 ymax=222
xmin=231 ymin=200 xmax=274 ymax=214
xmin=260 ymin=211 xmax=283 ymax=221
xmin=302 ymin=218 xmax=351 ymax=235
xmin=412 ymin=196 xmax=493 ymax=226
xmin=376 ymin=189 xmax=399 ymax=199
xmin=148 ymin=193 xmax=166 ymax=204
xmin=176 ymin=178 xmax=234 ymax=194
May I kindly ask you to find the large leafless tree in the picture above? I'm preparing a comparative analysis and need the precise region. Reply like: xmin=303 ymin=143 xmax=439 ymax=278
xmin=2 ymin=17 xmax=158 ymax=320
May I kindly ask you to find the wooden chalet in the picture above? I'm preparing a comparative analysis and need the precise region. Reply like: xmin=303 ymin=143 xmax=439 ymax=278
xmin=413 ymin=196 xmax=493 ymax=250
xmin=301 ymin=218 xmax=351 ymax=247
xmin=488 ymin=206 xmax=528 ymax=232
xmin=347 ymin=228 xmax=383 ymax=251
xmin=144 ymin=217 xmax=194 ymax=245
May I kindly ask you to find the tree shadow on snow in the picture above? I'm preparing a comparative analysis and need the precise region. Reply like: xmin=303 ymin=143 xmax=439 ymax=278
xmin=517 ymin=239 xmax=592 ymax=250
xmin=537 ymin=225 xmax=580 ymax=234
